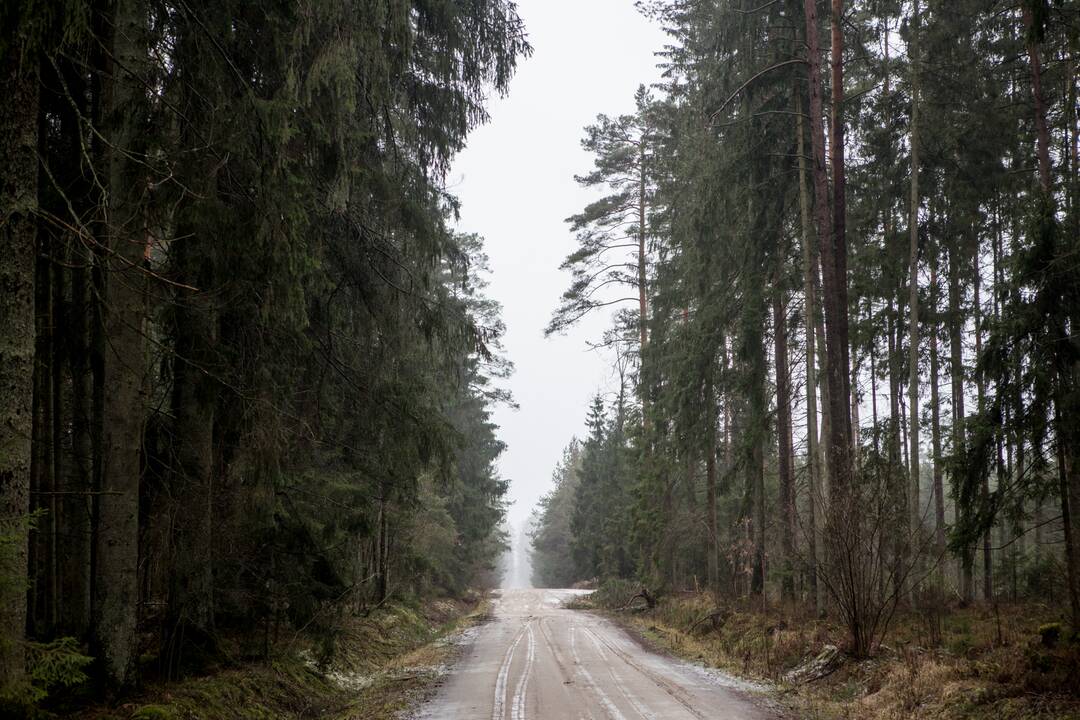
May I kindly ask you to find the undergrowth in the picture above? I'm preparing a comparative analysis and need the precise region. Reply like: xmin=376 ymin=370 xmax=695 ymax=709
xmin=581 ymin=589 xmax=1080 ymax=720
xmin=58 ymin=596 xmax=487 ymax=720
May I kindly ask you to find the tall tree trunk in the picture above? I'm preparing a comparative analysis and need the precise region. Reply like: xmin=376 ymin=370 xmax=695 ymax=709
xmin=973 ymin=250 xmax=992 ymax=601
xmin=888 ymin=298 xmax=902 ymax=467
xmin=1022 ymin=3 xmax=1052 ymax=194
xmin=0 ymin=40 xmax=39 ymax=687
xmin=63 ymin=251 xmax=94 ymax=637
xmin=888 ymin=293 xmax=907 ymax=590
xmin=1023 ymin=0 xmax=1080 ymax=631
xmin=167 ymin=234 xmax=218 ymax=668
xmin=1003 ymin=211 xmax=1027 ymax=596
xmin=948 ymin=239 xmax=973 ymax=604
xmin=796 ymin=89 xmax=821 ymax=613
xmin=930 ymin=231 xmax=946 ymax=590
xmin=638 ymin=139 xmax=649 ymax=352
xmin=706 ymin=374 xmax=719 ymax=595
xmin=746 ymin=282 xmax=767 ymax=600
xmin=92 ymin=0 xmax=150 ymax=689
xmin=59 ymin=61 xmax=93 ymax=637
xmin=829 ymin=0 xmax=852 ymax=438
xmin=31 ymin=196 xmax=55 ymax=636
xmin=803 ymin=0 xmax=852 ymax=511
xmin=774 ymin=285 xmax=795 ymax=602
xmin=907 ymin=0 xmax=922 ymax=580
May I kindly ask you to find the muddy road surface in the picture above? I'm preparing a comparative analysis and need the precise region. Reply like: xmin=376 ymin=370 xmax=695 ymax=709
xmin=413 ymin=588 xmax=781 ymax=720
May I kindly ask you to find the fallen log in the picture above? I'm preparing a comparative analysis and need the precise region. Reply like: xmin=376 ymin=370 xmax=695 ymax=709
xmin=783 ymin=644 xmax=842 ymax=685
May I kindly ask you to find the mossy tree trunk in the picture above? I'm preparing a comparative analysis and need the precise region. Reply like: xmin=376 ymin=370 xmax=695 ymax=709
xmin=91 ymin=0 xmax=151 ymax=689
xmin=0 ymin=35 xmax=40 ymax=688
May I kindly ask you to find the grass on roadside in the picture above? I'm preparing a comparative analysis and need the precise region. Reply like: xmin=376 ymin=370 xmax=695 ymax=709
xmin=64 ymin=597 xmax=490 ymax=720
xmin=576 ymin=582 xmax=1080 ymax=720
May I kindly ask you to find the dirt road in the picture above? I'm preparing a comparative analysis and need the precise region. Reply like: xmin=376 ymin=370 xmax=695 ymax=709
xmin=413 ymin=588 xmax=780 ymax=719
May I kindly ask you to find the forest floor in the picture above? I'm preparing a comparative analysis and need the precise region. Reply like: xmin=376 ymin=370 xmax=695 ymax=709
xmin=576 ymin=586 xmax=1080 ymax=720
xmin=56 ymin=595 xmax=490 ymax=720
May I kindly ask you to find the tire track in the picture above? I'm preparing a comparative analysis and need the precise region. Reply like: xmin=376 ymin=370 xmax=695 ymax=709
xmin=584 ymin=623 xmax=708 ymax=720
xmin=570 ymin=623 xmax=628 ymax=720
xmin=511 ymin=622 xmax=536 ymax=720
xmin=584 ymin=628 xmax=658 ymax=720
xmin=492 ymin=621 xmax=530 ymax=720
xmin=536 ymin=617 xmax=598 ymax=720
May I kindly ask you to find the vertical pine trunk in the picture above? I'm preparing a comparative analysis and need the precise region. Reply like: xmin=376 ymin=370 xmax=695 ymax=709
xmin=829 ymin=0 xmax=852 ymax=436
xmin=31 ymin=205 xmax=54 ymax=635
xmin=796 ymin=89 xmax=821 ymax=612
xmin=63 ymin=251 xmax=93 ymax=637
xmin=907 ymin=0 xmax=922 ymax=573
xmin=973 ymin=250 xmax=992 ymax=601
xmin=637 ymin=139 xmax=648 ymax=352
xmin=888 ymin=298 xmax=901 ymax=466
xmin=0 ymin=41 xmax=39 ymax=686
xmin=637 ymin=136 xmax=650 ymax=435
xmin=745 ymin=217 xmax=766 ymax=601
xmin=774 ymin=286 xmax=795 ymax=602
xmin=705 ymin=375 xmax=718 ymax=595
xmin=851 ymin=353 xmax=861 ymax=466
xmin=947 ymin=240 xmax=973 ymax=604
xmin=1023 ymin=0 xmax=1080 ymax=632
xmin=803 ymin=0 xmax=852 ymax=517
xmin=1022 ymin=4 xmax=1052 ymax=195
xmin=164 ymin=14 xmax=222 ymax=663
xmin=929 ymin=230 xmax=946 ymax=590
xmin=870 ymin=337 xmax=879 ymax=452
xmin=50 ymin=236 xmax=65 ymax=633
xmin=167 ymin=260 xmax=217 ymax=662
xmin=888 ymin=292 xmax=907 ymax=590
xmin=1005 ymin=213 xmax=1027 ymax=593
xmin=92 ymin=0 xmax=150 ymax=688
xmin=59 ymin=61 xmax=93 ymax=636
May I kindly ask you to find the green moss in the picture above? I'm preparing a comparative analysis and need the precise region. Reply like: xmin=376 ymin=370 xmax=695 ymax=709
xmin=1038 ymin=622 xmax=1063 ymax=647
xmin=62 ymin=598 xmax=482 ymax=720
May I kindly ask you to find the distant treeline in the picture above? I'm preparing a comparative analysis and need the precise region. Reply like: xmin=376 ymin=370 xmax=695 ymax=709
xmin=532 ymin=0 xmax=1080 ymax=659
xmin=0 ymin=0 xmax=529 ymax=704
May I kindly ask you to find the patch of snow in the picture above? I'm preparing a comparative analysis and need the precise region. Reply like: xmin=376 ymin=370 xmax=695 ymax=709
xmin=680 ymin=660 xmax=771 ymax=694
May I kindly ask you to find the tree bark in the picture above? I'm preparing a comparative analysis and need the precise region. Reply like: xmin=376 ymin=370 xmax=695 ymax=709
xmin=638 ymin=138 xmax=649 ymax=351
xmin=930 ymin=230 xmax=946 ymax=590
xmin=973 ymin=249 xmax=992 ymax=601
xmin=63 ymin=250 xmax=94 ymax=637
xmin=1021 ymin=4 xmax=1052 ymax=194
xmin=796 ymin=89 xmax=821 ymax=612
xmin=907 ymin=0 xmax=922 ymax=576
xmin=1023 ymin=0 xmax=1080 ymax=630
xmin=774 ymin=284 xmax=795 ymax=602
xmin=705 ymin=375 xmax=719 ymax=595
xmin=166 ymin=38 xmax=221 ymax=656
xmin=31 ymin=198 xmax=55 ymax=636
xmin=829 ymin=0 xmax=852 ymax=437
xmin=0 ymin=40 xmax=39 ymax=686
xmin=167 ymin=234 xmax=218 ymax=664
xmin=59 ymin=61 xmax=94 ymax=637
xmin=92 ymin=0 xmax=150 ymax=689
xmin=803 ymin=0 xmax=852 ymax=514
xmin=947 ymin=239 xmax=973 ymax=604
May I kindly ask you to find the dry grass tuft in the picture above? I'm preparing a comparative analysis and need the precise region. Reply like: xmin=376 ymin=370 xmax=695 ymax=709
xmin=596 ymin=592 xmax=1080 ymax=720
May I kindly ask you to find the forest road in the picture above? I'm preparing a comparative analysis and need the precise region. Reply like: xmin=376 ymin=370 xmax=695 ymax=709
xmin=412 ymin=588 xmax=782 ymax=720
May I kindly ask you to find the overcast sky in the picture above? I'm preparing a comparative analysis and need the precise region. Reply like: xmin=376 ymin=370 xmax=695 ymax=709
xmin=449 ymin=1 xmax=667 ymax=532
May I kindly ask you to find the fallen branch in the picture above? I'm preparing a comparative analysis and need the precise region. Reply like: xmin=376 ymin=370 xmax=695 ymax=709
xmin=687 ymin=608 xmax=730 ymax=635
xmin=621 ymin=587 xmax=657 ymax=611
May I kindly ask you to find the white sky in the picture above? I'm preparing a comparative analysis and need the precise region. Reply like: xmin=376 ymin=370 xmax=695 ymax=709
xmin=449 ymin=0 xmax=667 ymax=530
